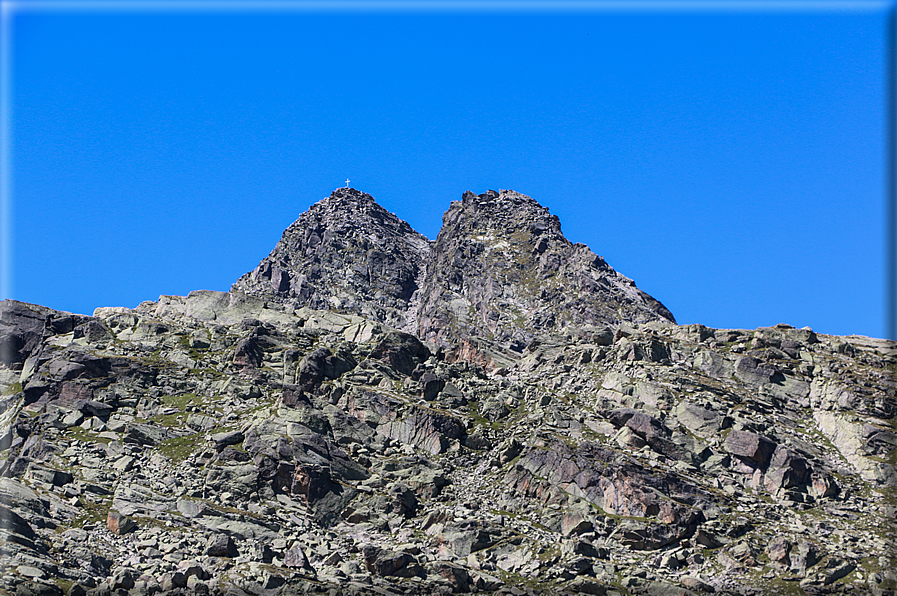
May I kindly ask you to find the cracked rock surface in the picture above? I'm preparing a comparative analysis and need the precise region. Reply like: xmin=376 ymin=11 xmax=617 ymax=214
xmin=233 ymin=188 xmax=675 ymax=357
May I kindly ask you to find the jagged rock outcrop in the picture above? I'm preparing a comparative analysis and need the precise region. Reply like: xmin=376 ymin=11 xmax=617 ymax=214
xmin=0 ymin=187 xmax=895 ymax=596
xmin=232 ymin=187 xmax=431 ymax=330
xmin=234 ymin=188 xmax=675 ymax=356
xmin=416 ymin=189 xmax=675 ymax=350
xmin=1 ymin=290 xmax=893 ymax=596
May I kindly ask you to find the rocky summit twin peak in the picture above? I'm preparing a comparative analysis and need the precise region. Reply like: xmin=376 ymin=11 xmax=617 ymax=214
xmin=234 ymin=188 xmax=674 ymax=355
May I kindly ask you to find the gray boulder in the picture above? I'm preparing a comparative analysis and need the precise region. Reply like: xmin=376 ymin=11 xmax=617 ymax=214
xmin=725 ymin=430 xmax=777 ymax=467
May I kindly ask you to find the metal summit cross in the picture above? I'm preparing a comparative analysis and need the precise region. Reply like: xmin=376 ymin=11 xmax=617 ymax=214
xmin=345 ymin=179 xmax=350 ymax=188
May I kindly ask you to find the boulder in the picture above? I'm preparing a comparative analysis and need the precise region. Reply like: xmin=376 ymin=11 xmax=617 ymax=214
xmin=789 ymin=540 xmax=821 ymax=576
xmin=734 ymin=356 xmax=782 ymax=385
xmin=111 ymin=484 xmax=174 ymax=517
xmin=210 ymin=430 xmax=244 ymax=450
xmin=361 ymin=545 xmax=415 ymax=577
xmin=123 ymin=422 xmax=169 ymax=446
xmin=205 ymin=533 xmax=237 ymax=557
xmin=674 ymin=401 xmax=727 ymax=434
xmin=204 ymin=463 xmax=259 ymax=499
xmin=724 ymin=430 xmax=777 ymax=467
xmin=436 ymin=521 xmax=501 ymax=556
xmin=106 ymin=510 xmax=136 ymax=535
xmin=766 ymin=535 xmax=791 ymax=566
xmin=233 ymin=336 xmax=264 ymax=368
xmin=283 ymin=543 xmax=314 ymax=571
xmin=176 ymin=498 xmax=207 ymax=518
xmin=419 ymin=372 xmax=445 ymax=400
xmin=432 ymin=562 xmax=472 ymax=592
xmin=0 ymin=301 xmax=48 ymax=367
xmin=0 ymin=478 xmax=53 ymax=529
xmin=289 ymin=463 xmax=357 ymax=524
xmin=368 ymin=332 xmax=430 ymax=376
xmin=764 ymin=446 xmax=810 ymax=491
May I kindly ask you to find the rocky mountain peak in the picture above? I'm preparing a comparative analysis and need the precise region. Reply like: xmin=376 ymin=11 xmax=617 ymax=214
xmin=315 ymin=186 xmax=378 ymax=211
xmin=416 ymin=189 xmax=675 ymax=354
xmin=297 ymin=187 xmax=407 ymax=234
xmin=231 ymin=188 xmax=431 ymax=329
xmin=236 ymin=188 xmax=675 ymax=357
xmin=0 ymin=185 xmax=894 ymax=596
xmin=439 ymin=189 xmax=564 ymax=249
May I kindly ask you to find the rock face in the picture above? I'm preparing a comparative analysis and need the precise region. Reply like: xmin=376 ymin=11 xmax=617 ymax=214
xmin=233 ymin=188 xmax=675 ymax=354
xmin=232 ymin=188 xmax=431 ymax=330
xmin=0 ymin=188 xmax=895 ymax=596
xmin=416 ymin=189 xmax=675 ymax=351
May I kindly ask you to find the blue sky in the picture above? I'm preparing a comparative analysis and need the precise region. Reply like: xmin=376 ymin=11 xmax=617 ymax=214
xmin=2 ymin=1 xmax=893 ymax=339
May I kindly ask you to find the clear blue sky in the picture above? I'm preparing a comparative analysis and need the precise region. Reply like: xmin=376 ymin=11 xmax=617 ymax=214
xmin=3 ymin=1 xmax=893 ymax=339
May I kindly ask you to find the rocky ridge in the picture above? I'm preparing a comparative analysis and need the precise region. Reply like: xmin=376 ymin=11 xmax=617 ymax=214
xmin=415 ymin=189 xmax=674 ymax=357
xmin=0 ymin=188 xmax=894 ymax=596
xmin=233 ymin=188 xmax=674 ymax=359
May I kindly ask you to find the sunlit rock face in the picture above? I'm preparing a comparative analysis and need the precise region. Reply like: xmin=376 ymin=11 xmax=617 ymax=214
xmin=232 ymin=187 xmax=431 ymax=331
xmin=414 ymin=189 xmax=675 ymax=352
xmin=235 ymin=187 xmax=674 ymax=358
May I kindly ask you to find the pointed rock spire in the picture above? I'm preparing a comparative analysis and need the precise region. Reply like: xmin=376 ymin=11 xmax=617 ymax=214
xmin=231 ymin=188 xmax=431 ymax=329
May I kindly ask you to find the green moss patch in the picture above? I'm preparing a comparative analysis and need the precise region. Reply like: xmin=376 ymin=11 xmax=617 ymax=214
xmin=161 ymin=392 xmax=202 ymax=409
xmin=155 ymin=432 xmax=205 ymax=463
xmin=2 ymin=382 xmax=23 ymax=396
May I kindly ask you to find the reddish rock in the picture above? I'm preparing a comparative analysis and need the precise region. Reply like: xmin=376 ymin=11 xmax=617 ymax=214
xmin=233 ymin=336 xmax=263 ymax=368
xmin=433 ymin=562 xmax=472 ymax=592
xmin=106 ymin=510 xmax=136 ymax=535
xmin=766 ymin=535 xmax=792 ymax=566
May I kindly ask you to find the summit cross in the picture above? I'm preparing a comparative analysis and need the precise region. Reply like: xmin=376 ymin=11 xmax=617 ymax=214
xmin=345 ymin=179 xmax=350 ymax=188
